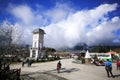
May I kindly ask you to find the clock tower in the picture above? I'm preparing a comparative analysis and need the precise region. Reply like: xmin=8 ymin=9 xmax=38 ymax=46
xmin=30 ymin=28 xmax=45 ymax=59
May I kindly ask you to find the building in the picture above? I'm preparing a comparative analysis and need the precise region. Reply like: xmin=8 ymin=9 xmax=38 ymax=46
xmin=30 ymin=28 xmax=45 ymax=59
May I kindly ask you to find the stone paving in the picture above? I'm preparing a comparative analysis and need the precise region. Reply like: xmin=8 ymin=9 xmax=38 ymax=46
xmin=10 ymin=59 xmax=120 ymax=80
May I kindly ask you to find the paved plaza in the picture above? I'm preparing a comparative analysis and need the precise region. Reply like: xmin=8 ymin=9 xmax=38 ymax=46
xmin=10 ymin=59 xmax=120 ymax=80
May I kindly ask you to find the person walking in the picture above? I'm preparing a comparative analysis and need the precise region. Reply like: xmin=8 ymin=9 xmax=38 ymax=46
xmin=57 ymin=61 xmax=62 ymax=73
xmin=22 ymin=59 xmax=25 ymax=67
xmin=105 ymin=59 xmax=115 ymax=78
xmin=27 ymin=59 xmax=32 ymax=67
xmin=116 ymin=60 xmax=120 ymax=70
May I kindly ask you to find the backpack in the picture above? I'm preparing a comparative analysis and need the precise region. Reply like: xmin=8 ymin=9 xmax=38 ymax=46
xmin=105 ymin=61 xmax=111 ymax=67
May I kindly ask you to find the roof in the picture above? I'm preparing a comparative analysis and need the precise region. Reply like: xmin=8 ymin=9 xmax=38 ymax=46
xmin=108 ymin=51 xmax=116 ymax=54
xmin=33 ymin=28 xmax=45 ymax=34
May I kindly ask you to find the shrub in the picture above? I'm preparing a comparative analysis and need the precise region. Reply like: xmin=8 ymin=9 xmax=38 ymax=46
xmin=78 ymin=55 xmax=82 ymax=60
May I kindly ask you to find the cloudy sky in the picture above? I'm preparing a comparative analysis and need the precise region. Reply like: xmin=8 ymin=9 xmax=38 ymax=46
xmin=0 ymin=0 xmax=120 ymax=49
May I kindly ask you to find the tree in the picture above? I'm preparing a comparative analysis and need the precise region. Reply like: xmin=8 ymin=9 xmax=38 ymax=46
xmin=113 ymin=48 xmax=120 ymax=53
xmin=44 ymin=47 xmax=56 ymax=58
xmin=0 ymin=21 xmax=22 ymax=56
xmin=104 ymin=46 xmax=111 ymax=52
xmin=92 ymin=44 xmax=109 ymax=53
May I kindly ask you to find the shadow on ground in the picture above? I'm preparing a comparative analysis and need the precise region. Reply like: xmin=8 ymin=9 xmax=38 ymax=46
xmin=114 ymin=74 xmax=120 ymax=77
xmin=60 ymin=68 xmax=80 ymax=73
xmin=46 ymin=67 xmax=80 ymax=73
xmin=20 ymin=68 xmax=79 ymax=80
xmin=20 ymin=72 xmax=68 ymax=80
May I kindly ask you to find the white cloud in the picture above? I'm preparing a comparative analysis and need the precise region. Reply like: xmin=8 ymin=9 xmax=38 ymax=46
xmin=9 ymin=5 xmax=34 ymax=25
xmin=43 ymin=3 xmax=120 ymax=48
xmin=112 ymin=16 xmax=120 ymax=22
xmin=90 ymin=3 xmax=118 ymax=19
xmin=6 ymin=3 xmax=120 ymax=49
xmin=44 ymin=2 xmax=73 ymax=22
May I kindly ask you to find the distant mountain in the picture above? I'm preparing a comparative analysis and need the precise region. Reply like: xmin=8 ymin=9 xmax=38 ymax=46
xmin=73 ymin=43 xmax=88 ymax=50
xmin=57 ymin=42 xmax=120 ymax=52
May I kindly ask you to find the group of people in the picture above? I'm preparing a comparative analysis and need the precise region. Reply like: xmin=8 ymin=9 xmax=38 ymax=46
xmin=22 ymin=59 xmax=32 ymax=67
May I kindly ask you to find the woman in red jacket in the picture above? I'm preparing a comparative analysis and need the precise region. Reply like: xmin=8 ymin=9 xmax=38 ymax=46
xmin=57 ymin=61 xmax=62 ymax=73
xmin=116 ymin=60 xmax=120 ymax=70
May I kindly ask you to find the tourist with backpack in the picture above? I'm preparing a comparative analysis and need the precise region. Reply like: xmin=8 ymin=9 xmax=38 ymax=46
xmin=105 ymin=59 xmax=115 ymax=78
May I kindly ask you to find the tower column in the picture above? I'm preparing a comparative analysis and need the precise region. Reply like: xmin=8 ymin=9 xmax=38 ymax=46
xmin=35 ymin=49 xmax=38 ymax=59
xmin=30 ymin=49 xmax=33 ymax=58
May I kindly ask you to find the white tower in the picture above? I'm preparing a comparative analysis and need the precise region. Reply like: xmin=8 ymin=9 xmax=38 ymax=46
xmin=30 ymin=28 xmax=45 ymax=59
xmin=85 ymin=50 xmax=91 ymax=64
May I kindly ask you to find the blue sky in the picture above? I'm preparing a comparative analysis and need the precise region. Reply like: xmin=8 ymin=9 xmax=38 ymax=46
xmin=0 ymin=0 xmax=120 ymax=23
xmin=0 ymin=0 xmax=120 ymax=49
